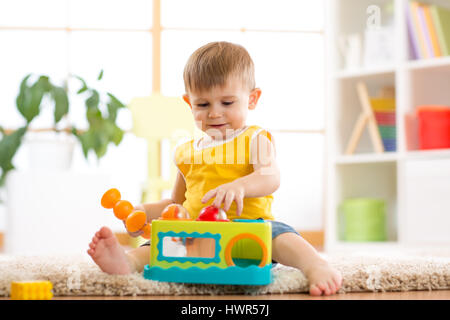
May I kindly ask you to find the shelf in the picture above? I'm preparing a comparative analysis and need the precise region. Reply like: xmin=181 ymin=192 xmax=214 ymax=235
xmin=326 ymin=0 xmax=450 ymax=250
xmin=406 ymin=56 xmax=450 ymax=72
xmin=333 ymin=65 xmax=396 ymax=79
xmin=335 ymin=152 xmax=398 ymax=165
xmin=404 ymin=149 xmax=450 ymax=161
xmin=334 ymin=149 xmax=450 ymax=164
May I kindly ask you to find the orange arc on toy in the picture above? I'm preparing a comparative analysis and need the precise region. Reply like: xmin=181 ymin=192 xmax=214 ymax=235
xmin=224 ymin=233 xmax=268 ymax=268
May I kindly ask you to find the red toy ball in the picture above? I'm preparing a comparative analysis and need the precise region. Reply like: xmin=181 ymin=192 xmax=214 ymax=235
xmin=197 ymin=205 xmax=229 ymax=222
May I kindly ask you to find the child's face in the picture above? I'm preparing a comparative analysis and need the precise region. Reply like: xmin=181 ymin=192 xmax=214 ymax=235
xmin=183 ymin=76 xmax=261 ymax=140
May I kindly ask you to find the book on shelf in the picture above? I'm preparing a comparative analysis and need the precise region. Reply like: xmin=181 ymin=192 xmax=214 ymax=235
xmin=406 ymin=2 xmax=421 ymax=59
xmin=423 ymin=4 xmax=442 ymax=57
xmin=430 ymin=4 xmax=450 ymax=56
xmin=417 ymin=3 xmax=435 ymax=58
xmin=408 ymin=1 xmax=429 ymax=59
xmin=406 ymin=2 xmax=450 ymax=59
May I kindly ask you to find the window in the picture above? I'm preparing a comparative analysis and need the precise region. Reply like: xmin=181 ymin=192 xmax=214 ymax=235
xmin=0 ymin=0 xmax=326 ymax=230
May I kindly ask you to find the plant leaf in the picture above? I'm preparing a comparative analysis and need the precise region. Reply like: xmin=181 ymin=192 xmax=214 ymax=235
xmin=93 ymin=130 xmax=109 ymax=158
xmin=22 ymin=76 xmax=50 ymax=124
xmin=86 ymin=90 xmax=100 ymax=110
xmin=107 ymin=93 xmax=125 ymax=108
xmin=110 ymin=123 xmax=124 ymax=146
xmin=16 ymin=74 xmax=32 ymax=120
xmin=74 ymin=129 xmax=95 ymax=158
xmin=52 ymin=86 xmax=69 ymax=124
xmin=86 ymin=106 xmax=103 ymax=127
xmin=74 ymin=75 xmax=89 ymax=94
xmin=106 ymin=93 xmax=125 ymax=122
xmin=97 ymin=69 xmax=104 ymax=81
xmin=0 ymin=126 xmax=27 ymax=186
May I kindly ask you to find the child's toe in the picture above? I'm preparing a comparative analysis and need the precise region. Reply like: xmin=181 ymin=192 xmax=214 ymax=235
xmin=309 ymin=284 xmax=322 ymax=296
xmin=100 ymin=226 xmax=113 ymax=238
xmin=328 ymin=280 xmax=337 ymax=294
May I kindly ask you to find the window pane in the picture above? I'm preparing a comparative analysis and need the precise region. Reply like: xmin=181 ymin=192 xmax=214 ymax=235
xmin=0 ymin=0 xmax=68 ymax=27
xmin=162 ymin=0 xmax=324 ymax=31
xmin=161 ymin=30 xmax=325 ymax=130
xmin=0 ymin=31 xmax=68 ymax=128
xmin=69 ymin=31 xmax=152 ymax=129
xmin=244 ymin=32 xmax=325 ymax=131
xmin=271 ymin=132 xmax=324 ymax=229
xmin=161 ymin=30 xmax=241 ymax=96
xmin=68 ymin=0 xmax=152 ymax=29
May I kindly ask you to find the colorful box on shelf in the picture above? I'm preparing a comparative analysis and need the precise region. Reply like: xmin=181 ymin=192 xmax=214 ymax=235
xmin=338 ymin=198 xmax=387 ymax=242
xmin=417 ymin=105 xmax=450 ymax=150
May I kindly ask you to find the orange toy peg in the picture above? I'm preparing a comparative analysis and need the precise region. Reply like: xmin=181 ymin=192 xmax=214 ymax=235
xmin=141 ymin=224 xmax=152 ymax=239
xmin=113 ymin=200 xmax=134 ymax=220
xmin=161 ymin=204 xmax=191 ymax=220
xmin=126 ymin=210 xmax=147 ymax=233
xmin=101 ymin=188 xmax=121 ymax=209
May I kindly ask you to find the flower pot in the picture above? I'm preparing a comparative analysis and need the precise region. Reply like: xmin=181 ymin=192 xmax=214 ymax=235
xmin=24 ymin=132 xmax=75 ymax=172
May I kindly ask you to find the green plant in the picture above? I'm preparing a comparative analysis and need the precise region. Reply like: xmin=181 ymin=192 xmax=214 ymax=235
xmin=0 ymin=70 xmax=126 ymax=186
xmin=72 ymin=70 xmax=126 ymax=159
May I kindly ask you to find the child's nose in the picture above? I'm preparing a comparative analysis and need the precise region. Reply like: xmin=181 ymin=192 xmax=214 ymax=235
xmin=208 ymin=106 xmax=222 ymax=118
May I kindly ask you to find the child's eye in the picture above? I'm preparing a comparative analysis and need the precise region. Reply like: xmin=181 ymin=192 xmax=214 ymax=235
xmin=222 ymin=101 xmax=234 ymax=106
xmin=196 ymin=103 xmax=209 ymax=107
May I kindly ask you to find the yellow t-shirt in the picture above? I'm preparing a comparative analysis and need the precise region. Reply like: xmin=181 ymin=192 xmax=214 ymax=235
xmin=174 ymin=125 xmax=275 ymax=221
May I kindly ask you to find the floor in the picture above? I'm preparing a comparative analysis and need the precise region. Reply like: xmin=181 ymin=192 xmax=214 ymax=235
xmin=29 ymin=290 xmax=450 ymax=300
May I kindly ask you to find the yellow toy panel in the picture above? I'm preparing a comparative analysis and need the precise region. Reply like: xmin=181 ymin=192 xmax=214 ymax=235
xmin=143 ymin=219 xmax=273 ymax=285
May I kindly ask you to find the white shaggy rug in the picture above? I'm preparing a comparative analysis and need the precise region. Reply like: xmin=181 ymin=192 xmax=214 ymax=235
xmin=1 ymin=249 xmax=449 ymax=297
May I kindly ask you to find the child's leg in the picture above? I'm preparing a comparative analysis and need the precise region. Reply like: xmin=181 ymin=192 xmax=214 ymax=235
xmin=272 ymin=232 xmax=342 ymax=296
xmin=87 ymin=226 xmax=150 ymax=274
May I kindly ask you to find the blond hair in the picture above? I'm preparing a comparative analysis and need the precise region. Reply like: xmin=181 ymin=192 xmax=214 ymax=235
xmin=183 ymin=41 xmax=255 ymax=93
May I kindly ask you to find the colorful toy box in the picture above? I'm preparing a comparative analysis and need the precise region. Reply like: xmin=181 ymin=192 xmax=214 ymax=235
xmin=143 ymin=219 xmax=272 ymax=285
xmin=101 ymin=189 xmax=273 ymax=286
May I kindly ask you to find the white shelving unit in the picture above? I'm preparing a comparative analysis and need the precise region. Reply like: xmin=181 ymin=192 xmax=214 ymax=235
xmin=325 ymin=0 xmax=450 ymax=252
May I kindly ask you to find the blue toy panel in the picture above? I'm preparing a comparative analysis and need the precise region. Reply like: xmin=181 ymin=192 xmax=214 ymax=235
xmin=143 ymin=264 xmax=272 ymax=286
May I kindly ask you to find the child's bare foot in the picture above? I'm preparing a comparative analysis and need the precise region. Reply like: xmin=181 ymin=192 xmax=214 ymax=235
xmin=87 ymin=226 xmax=133 ymax=275
xmin=305 ymin=261 xmax=342 ymax=296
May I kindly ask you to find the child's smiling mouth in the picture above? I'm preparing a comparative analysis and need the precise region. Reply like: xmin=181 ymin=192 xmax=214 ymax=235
xmin=207 ymin=124 xmax=227 ymax=128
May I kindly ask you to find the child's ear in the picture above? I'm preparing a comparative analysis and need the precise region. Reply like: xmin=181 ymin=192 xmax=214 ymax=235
xmin=248 ymin=88 xmax=262 ymax=110
xmin=182 ymin=94 xmax=192 ymax=109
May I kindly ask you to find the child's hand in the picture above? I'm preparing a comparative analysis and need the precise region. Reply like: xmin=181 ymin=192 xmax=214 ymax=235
xmin=122 ymin=220 xmax=144 ymax=238
xmin=201 ymin=181 xmax=245 ymax=216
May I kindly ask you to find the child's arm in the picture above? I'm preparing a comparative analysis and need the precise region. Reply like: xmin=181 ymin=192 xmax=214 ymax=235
xmin=201 ymin=133 xmax=280 ymax=215
xmin=126 ymin=171 xmax=187 ymax=236
xmin=138 ymin=171 xmax=187 ymax=222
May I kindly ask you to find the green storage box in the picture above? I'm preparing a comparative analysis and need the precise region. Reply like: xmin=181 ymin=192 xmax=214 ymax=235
xmin=338 ymin=198 xmax=387 ymax=242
